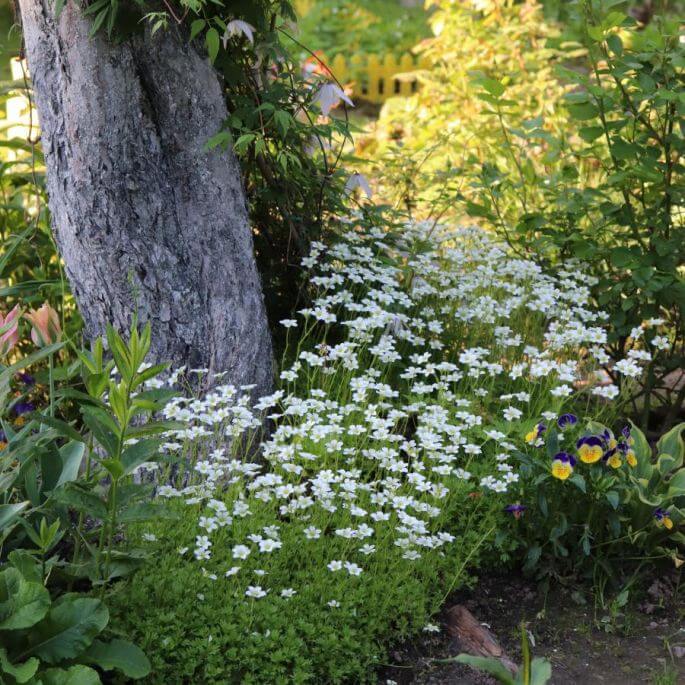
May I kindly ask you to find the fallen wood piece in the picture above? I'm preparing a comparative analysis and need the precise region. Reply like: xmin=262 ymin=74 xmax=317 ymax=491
xmin=445 ymin=604 xmax=518 ymax=675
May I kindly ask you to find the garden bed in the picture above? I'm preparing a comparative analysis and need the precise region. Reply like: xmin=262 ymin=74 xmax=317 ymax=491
xmin=381 ymin=572 xmax=685 ymax=684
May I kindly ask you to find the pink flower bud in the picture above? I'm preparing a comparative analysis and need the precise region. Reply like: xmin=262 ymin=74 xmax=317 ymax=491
xmin=24 ymin=302 xmax=61 ymax=348
xmin=0 ymin=304 xmax=21 ymax=357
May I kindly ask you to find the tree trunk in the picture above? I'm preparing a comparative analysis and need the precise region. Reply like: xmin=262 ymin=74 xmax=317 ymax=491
xmin=17 ymin=0 xmax=273 ymax=395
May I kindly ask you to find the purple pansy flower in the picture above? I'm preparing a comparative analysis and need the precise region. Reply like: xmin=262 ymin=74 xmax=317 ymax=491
xmin=557 ymin=413 xmax=578 ymax=429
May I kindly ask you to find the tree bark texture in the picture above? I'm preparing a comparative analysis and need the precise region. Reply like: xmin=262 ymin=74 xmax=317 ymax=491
xmin=17 ymin=0 xmax=273 ymax=395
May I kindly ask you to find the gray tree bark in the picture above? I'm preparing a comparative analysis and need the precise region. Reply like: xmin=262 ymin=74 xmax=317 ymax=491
xmin=17 ymin=0 xmax=273 ymax=395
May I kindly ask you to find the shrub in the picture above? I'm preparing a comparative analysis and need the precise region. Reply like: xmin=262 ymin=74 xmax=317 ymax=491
xmin=452 ymin=2 xmax=684 ymax=429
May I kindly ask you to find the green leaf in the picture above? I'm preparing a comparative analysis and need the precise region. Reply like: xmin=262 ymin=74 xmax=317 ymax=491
xmin=0 ymin=648 xmax=39 ymax=684
xmin=453 ymin=655 xmax=515 ymax=684
xmin=206 ymin=27 xmax=220 ymax=63
xmin=578 ymin=126 xmax=604 ymax=143
xmin=80 ymin=406 xmax=118 ymax=457
xmin=530 ymin=657 xmax=553 ymax=685
xmin=189 ymin=18 xmax=205 ymax=41
xmin=523 ymin=544 xmax=542 ymax=571
xmin=0 ymin=501 xmax=29 ymax=532
xmin=117 ymin=502 xmax=175 ymax=524
xmin=121 ymin=439 xmax=160 ymax=475
xmin=81 ymin=638 xmax=151 ymax=678
xmin=570 ymin=473 xmax=586 ymax=493
xmin=668 ymin=469 xmax=685 ymax=496
xmin=606 ymin=490 xmax=620 ymax=510
xmin=567 ymin=102 xmax=599 ymax=120
xmin=25 ymin=596 xmax=108 ymax=663
xmin=50 ymin=483 xmax=108 ymax=520
xmin=656 ymin=423 xmax=684 ymax=468
xmin=606 ymin=33 xmax=623 ymax=56
xmin=0 ymin=567 xmax=50 ymax=630
xmin=40 ymin=665 xmax=101 ymax=685
xmin=33 ymin=414 xmax=85 ymax=444
xmin=100 ymin=458 xmax=125 ymax=480
xmin=56 ymin=441 xmax=87 ymax=488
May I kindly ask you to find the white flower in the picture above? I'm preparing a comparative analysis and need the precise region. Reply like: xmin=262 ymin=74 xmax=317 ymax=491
xmin=327 ymin=599 xmax=340 ymax=608
xmin=423 ymin=623 xmax=441 ymax=633
xmin=304 ymin=526 xmax=322 ymax=540
xmin=280 ymin=319 xmax=298 ymax=328
xmin=280 ymin=588 xmax=297 ymax=598
xmin=615 ymin=358 xmax=642 ymax=378
xmin=550 ymin=384 xmax=572 ymax=397
xmin=327 ymin=560 xmax=343 ymax=572
xmin=592 ymin=384 xmax=619 ymax=399
xmin=344 ymin=562 xmax=363 ymax=576
xmin=232 ymin=544 xmax=251 ymax=560
xmin=503 ymin=406 xmax=523 ymax=421
xmin=245 ymin=585 xmax=267 ymax=599
xmin=223 ymin=19 xmax=254 ymax=46
xmin=258 ymin=538 xmax=282 ymax=553
xmin=225 ymin=566 xmax=241 ymax=577
xmin=651 ymin=335 xmax=671 ymax=351
xmin=345 ymin=172 xmax=373 ymax=199
xmin=313 ymin=83 xmax=354 ymax=116
xmin=359 ymin=544 xmax=376 ymax=555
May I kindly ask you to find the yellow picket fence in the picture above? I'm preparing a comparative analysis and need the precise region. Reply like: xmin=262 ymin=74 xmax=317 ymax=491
xmin=327 ymin=52 xmax=430 ymax=104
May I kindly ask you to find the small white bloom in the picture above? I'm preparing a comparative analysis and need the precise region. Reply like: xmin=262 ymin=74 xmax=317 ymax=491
xmin=245 ymin=585 xmax=267 ymax=599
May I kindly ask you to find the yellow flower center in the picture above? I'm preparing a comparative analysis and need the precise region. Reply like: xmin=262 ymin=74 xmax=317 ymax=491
xmin=608 ymin=454 xmax=622 ymax=469
xmin=578 ymin=444 xmax=603 ymax=464
xmin=551 ymin=461 xmax=572 ymax=480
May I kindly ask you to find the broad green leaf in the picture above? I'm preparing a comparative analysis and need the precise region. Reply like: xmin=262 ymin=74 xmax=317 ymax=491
xmin=80 ymin=406 xmax=118 ymax=457
xmin=26 ymin=596 xmax=108 ymax=663
xmin=606 ymin=490 xmax=619 ymax=510
xmin=81 ymin=638 xmax=151 ymax=678
xmin=189 ymin=18 xmax=205 ymax=41
xmin=0 ymin=567 xmax=50 ymax=630
xmin=0 ymin=648 xmax=39 ymax=684
xmin=100 ymin=458 xmax=125 ymax=480
xmin=668 ymin=469 xmax=685 ymax=496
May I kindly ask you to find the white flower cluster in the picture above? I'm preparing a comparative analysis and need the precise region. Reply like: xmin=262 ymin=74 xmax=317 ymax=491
xmin=153 ymin=218 xmax=645 ymax=603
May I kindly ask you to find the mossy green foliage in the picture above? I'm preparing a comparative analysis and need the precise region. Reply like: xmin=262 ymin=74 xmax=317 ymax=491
xmin=108 ymin=495 xmax=496 ymax=684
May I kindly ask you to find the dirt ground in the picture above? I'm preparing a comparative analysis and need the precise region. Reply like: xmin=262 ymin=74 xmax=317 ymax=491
xmin=379 ymin=572 xmax=685 ymax=685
